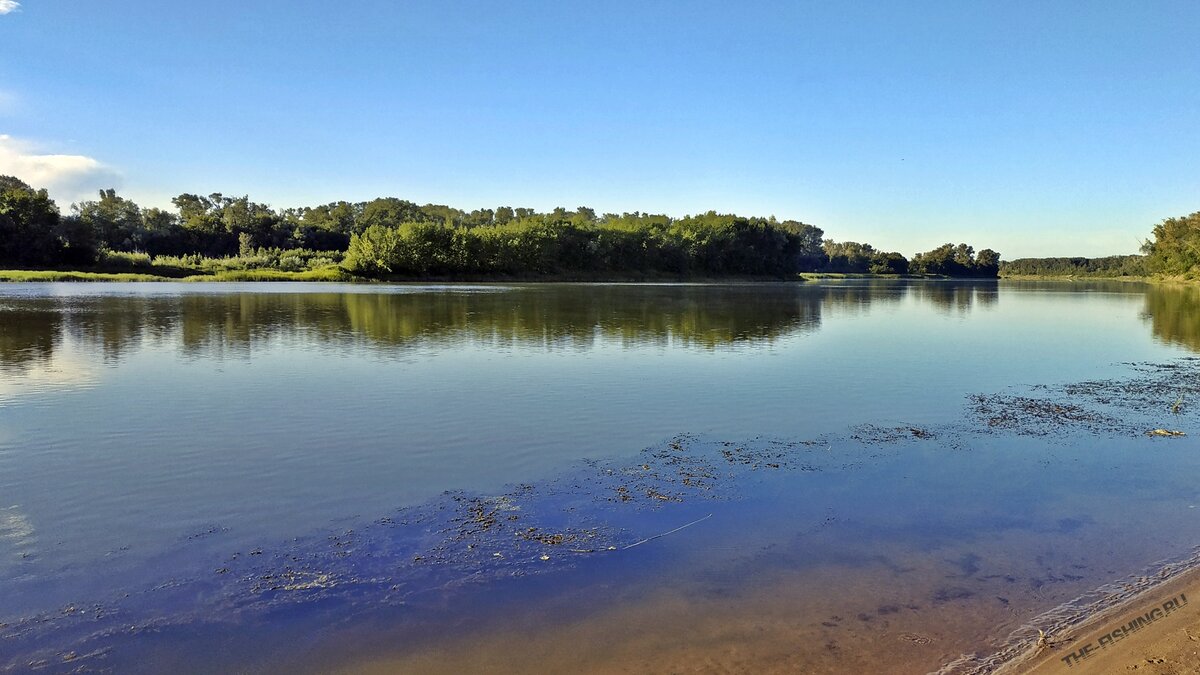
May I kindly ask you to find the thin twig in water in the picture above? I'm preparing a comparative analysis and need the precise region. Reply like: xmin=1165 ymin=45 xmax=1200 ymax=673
xmin=624 ymin=513 xmax=713 ymax=550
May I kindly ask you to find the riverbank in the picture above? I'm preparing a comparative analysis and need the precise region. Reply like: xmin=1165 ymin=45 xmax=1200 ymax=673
xmin=3 ymin=266 xmax=1188 ymax=288
xmin=9 ymin=266 xmax=1189 ymax=285
xmin=1000 ymin=274 xmax=1150 ymax=281
xmin=0 ymin=268 xmax=976 ymax=283
xmin=337 ymin=562 xmax=1200 ymax=675
xmin=1000 ymin=275 xmax=1200 ymax=288
xmin=1004 ymin=563 xmax=1200 ymax=674
xmin=0 ymin=267 xmax=356 ymax=282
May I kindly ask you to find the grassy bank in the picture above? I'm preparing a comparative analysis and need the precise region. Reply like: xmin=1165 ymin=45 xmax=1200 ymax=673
xmin=0 ymin=270 xmax=176 ymax=282
xmin=999 ymin=273 xmax=1152 ymax=281
xmin=0 ymin=268 xmax=855 ymax=283
xmin=188 ymin=267 xmax=356 ymax=282
xmin=0 ymin=266 xmax=356 ymax=283
xmin=0 ymin=268 xmax=1012 ymax=283
xmin=8 ymin=268 xmax=1187 ymax=284
xmin=0 ymin=267 xmax=799 ymax=283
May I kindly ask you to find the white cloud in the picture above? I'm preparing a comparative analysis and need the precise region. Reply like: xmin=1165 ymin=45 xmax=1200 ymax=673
xmin=0 ymin=1 xmax=20 ymax=16
xmin=0 ymin=134 xmax=121 ymax=204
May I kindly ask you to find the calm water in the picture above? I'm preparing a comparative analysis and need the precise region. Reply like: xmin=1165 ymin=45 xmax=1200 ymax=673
xmin=2 ymin=280 xmax=1200 ymax=673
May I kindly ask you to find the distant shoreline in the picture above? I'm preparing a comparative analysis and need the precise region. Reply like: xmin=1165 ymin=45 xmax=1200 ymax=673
xmin=6 ymin=268 xmax=1188 ymax=285
xmin=0 ymin=268 xmax=995 ymax=283
xmin=999 ymin=273 xmax=1152 ymax=282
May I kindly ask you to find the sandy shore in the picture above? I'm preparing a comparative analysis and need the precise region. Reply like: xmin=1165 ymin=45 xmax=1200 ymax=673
xmin=1005 ymin=566 xmax=1200 ymax=674
xmin=328 ymin=555 xmax=1200 ymax=675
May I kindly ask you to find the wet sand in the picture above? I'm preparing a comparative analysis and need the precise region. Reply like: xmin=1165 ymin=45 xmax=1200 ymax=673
xmin=332 ymin=554 xmax=1200 ymax=675
xmin=335 ymin=567 xmax=992 ymax=675
xmin=327 ymin=525 xmax=1147 ymax=675
xmin=1007 ymin=566 xmax=1200 ymax=675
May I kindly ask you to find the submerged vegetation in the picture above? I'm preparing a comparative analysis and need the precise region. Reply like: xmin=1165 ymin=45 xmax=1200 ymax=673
xmin=1 ymin=175 xmax=1004 ymax=279
xmin=5 ymin=346 xmax=1198 ymax=672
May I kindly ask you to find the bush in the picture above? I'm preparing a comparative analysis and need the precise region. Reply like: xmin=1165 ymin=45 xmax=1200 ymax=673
xmin=99 ymin=249 xmax=154 ymax=268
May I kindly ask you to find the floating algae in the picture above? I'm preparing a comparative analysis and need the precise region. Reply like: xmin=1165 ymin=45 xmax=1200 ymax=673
xmin=969 ymin=359 xmax=1200 ymax=440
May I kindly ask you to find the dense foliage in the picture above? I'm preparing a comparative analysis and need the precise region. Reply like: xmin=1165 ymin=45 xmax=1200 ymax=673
xmin=1141 ymin=212 xmax=1200 ymax=277
xmin=819 ymin=240 xmax=910 ymax=274
xmin=909 ymin=243 xmax=1000 ymax=277
xmin=0 ymin=175 xmax=1010 ymax=278
xmin=1000 ymin=255 xmax=1147 ymax=277
xmin=342 ymin=212 xmax=824 ymax=277
xmin=0 ymin=176 xmax=97 ymax=266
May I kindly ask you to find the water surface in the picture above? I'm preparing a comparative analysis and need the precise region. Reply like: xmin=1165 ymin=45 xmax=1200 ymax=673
xmin=2 ymin=280 xmax=1199 ymax=673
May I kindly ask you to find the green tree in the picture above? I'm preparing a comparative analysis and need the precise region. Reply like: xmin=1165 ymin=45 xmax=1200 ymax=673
xmin=343 ymin=224 xmax=405 ymax=274
xmin=999 ymin=255 xmax=1146 ymax=277
xmin=464 ymin=208 xmax=495 ymax=228
xmin=910 ymin=242 xmax=999 ymax=277
xmin=822 ymin=240 xmax=876 ymax=272
xmin=974 ymin=248 xmax=1000 ymax=277
xmin=0 ymin=176 xmax=96 ymax=265
xmin=73 ymin=188 xmax=143 ymax=250
xmin=173 ymin=193 xmax=221 ymax=234
xmin=953 ymin=243 xmax=975 ymax=270
xmin=1142 ymin=212 xmax=1200 ymax=276
xmin=910 ymin=243 xmax=955 ymax=275
xmin=869 ymin=251 xmax=909 ymax=274
xmin=359 ymin=198 xmax=425 ymax=231
xmin=779 ymin=220 xmax=824 ymax=269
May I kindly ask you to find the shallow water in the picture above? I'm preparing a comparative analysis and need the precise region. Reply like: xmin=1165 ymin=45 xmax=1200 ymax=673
xmin=1 ymin=280 xmax=1199 ymax=673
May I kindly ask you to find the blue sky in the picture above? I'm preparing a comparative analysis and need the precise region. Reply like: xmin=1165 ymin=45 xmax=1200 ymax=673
xmin=1 ymin=1 xmax=1197 ymax=257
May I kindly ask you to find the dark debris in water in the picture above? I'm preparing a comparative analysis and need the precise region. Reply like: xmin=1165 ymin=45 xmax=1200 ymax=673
xmin=6 ymin=359 xmax=1200 ymax=671
xmin=968 ymin=360 xmax=1200 ymax=439
xmin=3 ymin=433 xmax=872 ymax=671
xmin=851 ymin=424 xmax=936 ymax=443
xmin=968 ymin=394 xmax=1131 ymax=436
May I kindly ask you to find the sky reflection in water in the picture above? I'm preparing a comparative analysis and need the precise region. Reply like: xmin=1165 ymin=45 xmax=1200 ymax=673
xmin=1 ymin=280 xmax=1199 ymax=672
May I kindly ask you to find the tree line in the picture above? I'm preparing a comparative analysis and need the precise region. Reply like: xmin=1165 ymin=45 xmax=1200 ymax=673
xmin=0 ymin=174 xmax=1002 ymax=278
xmin=996 ymin=211 xmax=1200 ymax=279
xmin=1000 ymin=255 xmax=1147 ymax=277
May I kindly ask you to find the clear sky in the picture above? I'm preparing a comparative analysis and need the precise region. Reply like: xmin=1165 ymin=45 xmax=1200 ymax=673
xmin=1 ymin=1 xmax=1197 ymax=258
